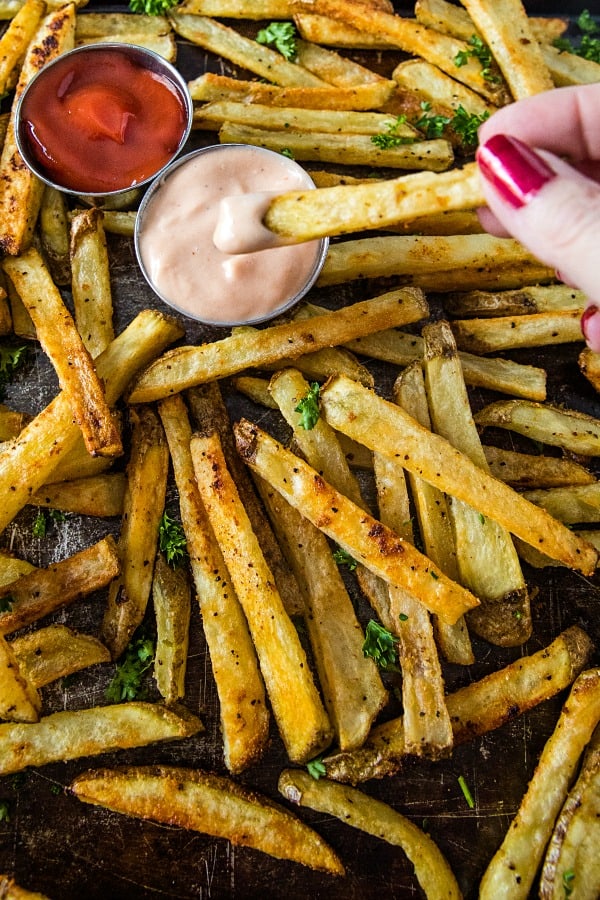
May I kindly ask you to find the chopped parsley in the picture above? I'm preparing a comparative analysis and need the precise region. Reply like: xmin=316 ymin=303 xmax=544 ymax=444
xmin=554 ymin=9 xmax=600 ymax=63
xmin=129 ymin=0 xmax=178 ymax=14
xmin=454 ymin=34 xmax=500 ymax=83
xmin=294 ymin=382 xmax=320 ymax=430
xmin=32 ymin=508 xmax=66 ymax=538
xmin=399 ymin=612 xmax=409 ymax=622
xmin=280 ymin=147 xmax=295 ymax=159
xmin=256 ymin=21 xmax=298 ymax=61
xmin=0 ymin=343 xmax=27 ymax=401
xmin=371 ymin=115 xmax=415 ymax=149
xmin=105 ymin=627 xmax=156 ymax=702
xmin=0 ymin=596 xmax=12 ymax=613
xmin=451 ymin=105 xmax=490 ymax=148
xmin=0 ymin=800 xmax=9 ymax=822
xmin=332 ymin=546 xmax=358 ymax=571
xmin=306 ymin=755 xmax=327 ymax=779
xmin=362 ymin=619 xmax=399 ymax=671
xmin=562 ymin=868 xmax=575 ymax=897
xmin=158 ymin=512 xmax=188 ymax=568
xmin=458 ymin=774 xmax=475 ymax=809
xmin=414 ymin=101 xmax=451 ymax=139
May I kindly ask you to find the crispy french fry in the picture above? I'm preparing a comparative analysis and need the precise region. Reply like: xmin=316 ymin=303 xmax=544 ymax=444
xmin=94 ymin=210 xmax=136 ymax=237
xmin=179 ymin=0 xmax=298 ymax=16
xmin=128 ymin=288 xmax=428 ymax=403
xmin=479 ymin=669 xmax=600 ymax=899
xmin=521 ymin=482 xmax=600 ymax=527
xmin=29 ymin=472 xmax=126 ymax=517
xmin=70 ymin=208 xmax=114 ymax=359
xmin=5 ymin=274 xmax=33 ymax=339
xmin=0 ymin=703 xmax=203 ymax=775
xmin=158 ymin=394 xmax=269 ymax=775
xmin=542 ymin=42 xmax=600 ymax=87
xmin=219 ymin=121 xmax=454 ymax=171
xmin=101 ymin=407 xmax=169 ymax=660
xmin=443 ymin=284 xmax=586 ymax=317
xmin=319 ymin=375 xmax=598 ymax=574
xmin=293 ymin=35 xmax=389 ymax=87
xmin=71 ymin=765 xmax=344 ymax=876
xmin=191 ymin=429 xmax=333 ymax=764
xmin=0 ymin=404 xmax=29 ymax=441
xmin=392 ymin=58 xmax=496 ymax=118
xmin=323 ymin=625 xmax=594 ymax=782
xmin=294 ymin=12 xmax=394 ymax=48
xmin=10 ymin=624 xmax=111 ymax=689
xmin=152 ymin=552 xmax=191 ymax=706
xmin=0 ymin=875 xmax=50 ymax=899
xmin=0 ymin=0 xmax=46 ymax=98
xmin=0 ymin=535 xmax=120 ymax=634
xmin=475 ymin=399 xmax=600 ymax=456
xmin=75 ymin=12 xmax=176 ymax=62
xmin=3 ymin=248 xmax=122 ymax=457
xmin=39 ymin=186 xmax=70 ymax=286
xmin=451 ymin=310 xmax=583 ymax=353
xmin=580 ymin=347 xmax=600 ymax=394
xmin=234 ymin=418 xmax=480 ymax=625
xmin=414 ymin=0 xmax=567 ymax=46
xmin=0 ymin=552 xmax=34 ymax=586
xmin=0 ymin=632 xmax=40 ymax=723
xmin=483 ymin=445 xmax=595 ymax=490
xmin=43 ymin=436 xmax=115 ymax=484
xmin=279 ymin=769 xmax=461 ymax=898
xmin=0 ymin=3 xmax=76 ymax=256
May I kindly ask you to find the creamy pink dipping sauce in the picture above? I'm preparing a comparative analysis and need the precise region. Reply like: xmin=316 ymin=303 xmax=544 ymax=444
xmin=136 ymin=144 xmax=326 ymax=325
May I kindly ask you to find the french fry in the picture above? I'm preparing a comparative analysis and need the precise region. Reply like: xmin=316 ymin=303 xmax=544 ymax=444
xmin=152 ymin=552 xmax=191 ymax=706
xmin=43 ymin=434 xmax=115 ymax=484
xmin=392 ymin=58 xmax=496 ymax=118
xmin=324 ymin=625 xmax=594 ymax=783
xmin=414 ymin=0 xmax=568 ymax=46
xmin=0 ymin=3 xmax=76 ymax=256
xmin=169 ymin=13 xmax=328 ymax=86
xmin=128 ymin=288 xmax=429 ymax=403
xmin=189 ymin=71 xmax=396 ymax=109
xmin=190 ymin=429 xmax=334 ymax=764
xmin=234 ymin=418 xmax=480 ymax=625
xmin=0 ymin=309 xmax=183 ymax=535
xmin=0 ymin=404 xmax=29 ymax=441
xmin=253 ymin=472 xmax=388 ymax=752
xmin=5 ymin=274 xmax=34 ymax=339
xmin=75 ymin=12 xmax=176 ymax=62
xmin=483 ymin=445 xmax=595 ymax=490
xmin=0 ymin=552 xmax=35 ymax=586
xmin=474 ymin=399 xmax=600 ymax=456
xmin=94 ymin=209 xmax=136 ymax=237
xmin=101 ymin=406 xmax=169 ymax=660
xmin=451 ymin=310 xmax=583 ymax=353
xmin=178 ymin=0 xmax=298 ymax=16
xmin=0 ymin=0 xmax=46 ymax=98
xmin=542 ymin=42 xmax=600 ymax=87
xmin=294 ymin=12 xmax=394 ymax=48
xmin=0 ymin=286 xmax=11 ymax=336
xmin=0 ymin=875 xmax=49 ymax=899
xmin=479 ymin=668 xmax=600 ymax=900
xmin=279 ymin=769 xmax=461 ymax=898
xmin=319 ymin=375 xmax=598 ymax=574
xmin=580 ymin=346 xmax=600 ymax=394
xmin=260 ymin=162 xmax=483 ymax=243
xmin=219 ymin=121 xmax=454 ymax=170
xmin=71 ymin=765 xmax=345 ymax=876
xmin=10 ymin=624 xmax=111 ymax=689
xmin=443 ymin=284 xmax=586 ymax=318
xmin=39 ymin=186 xmax=70 ymax=286
xmin=540 ymin=724 xmax=600 ymax=900
xmin=318 ymin=234 xmax=554 ymax=288
xmin=28 ymin=472 xmax=126 ymax=518
xmin=0 ymin=703 xmax=203 ymax=775
xmin=521 ymin=483 xmax=600 ymax=527
xmin=0 ymin=535 xmax=120 ymax=635
xmin=293 ymin=36 xmax=390 ymax=86
xmin=158 ymin=394 xmax=270 ymax=775
xmin=3 ymin=248 xmax=122 ymax=458
xmin=422 ymin=320 xmax=531 ymax=647
xmin=0 ymin=632 xmax=40 ymax=723
xmin=70 ymin=208 xmax=114 ymax=359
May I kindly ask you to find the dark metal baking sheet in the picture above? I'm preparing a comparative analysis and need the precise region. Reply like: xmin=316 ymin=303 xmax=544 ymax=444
xmin=1 ymin=3 xmax=599 ymax=898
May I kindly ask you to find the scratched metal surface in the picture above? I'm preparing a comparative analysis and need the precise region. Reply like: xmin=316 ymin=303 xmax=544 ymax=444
xmin=0 ymin=3 xmax=599 ymax=899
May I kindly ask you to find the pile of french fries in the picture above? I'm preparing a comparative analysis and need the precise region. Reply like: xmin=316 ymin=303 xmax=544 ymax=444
xmin=0 ymin=0 xmax=599 ymax=897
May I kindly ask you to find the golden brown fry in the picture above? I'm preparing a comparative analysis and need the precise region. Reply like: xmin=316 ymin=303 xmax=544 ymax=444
xmin=152 ymin=552 xmax=191 ymax=706
xmin=191 ymin=429 xmax=333 ymax=764
xmin=324 ymin=625 xmax=594 ymax=782
xmin=451 ymin=310 xmax=583 ymax=353
xmin=10 ymin=624 xmax=111 ymax=689
xmin=71 ymin=765 xmax=344 ymax=876
xmin=444 ymin=284 xmax=586 ymax=318
xmin=3 ymin=248 xmax=122 ymax=457
xmin=39 ymin=186 xmax=71 ymax=286
xmin=580 ymin=346 xmax=600 ymax=394
xmin=0 ymin=552 xmax=35 ymax=586
xmin=0 ymin=535 xmax=120 ymax=634
xmin=75 ymin=12 xmax=176 ymax=62
xmin=0 ymin=632 xmax=40 ymax=723
xmin=0 ymin=0 xmax=45 ymax=98
xmin=0 ymin=703 xmax=203 ymax=775
xmin=0 ymin=875 xmax=50 ymax=899
xmin=234 ymin=418 xmax=480 ymax=625
xmin=0 ymin=404 xmax=29 ymax=441
xmin=101 ymin=406 xmax=169 ymax=660
xmin=279 ymin=770 xmax=460 ymax=898
xmin=542 ymin=42 xmax=600 ymax=87
xmin=319 ymin=375 xmax=597 ymax=574
xmin=521 ymin=482 xmax=600 ymax=527
xmin=479 ymin=668 xmax=600 ymax=899
xmin=29 ymin=472 xmax=126 ymax=517
xmin=5 ymin=274 xmax=33 ymax=339
xmin=70 ymin=208 xmax=114 ymax=359
xmin=294 ymin=36 xmax=389 ymax=86
xmin=392 ymin=58 xmax=496 ymax=118
xmin=475 ymin=399 xmax=600 ymax=456
xmin=294 ymin=12 xmax=394 ymax=48
xmin=483 ymin=445 xmax=595 ymax=490
xmin=158 ymin=393 xmax=269 ymax=774
xmin=128 ymin=288 xmax=428 ymax=403
xmin=414 ymin=0 xmax=567 ymax=45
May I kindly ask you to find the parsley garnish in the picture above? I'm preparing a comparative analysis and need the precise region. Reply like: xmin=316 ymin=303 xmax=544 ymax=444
xmin=128 ymin=0 xmax=178 ymax=14
xmin=454 ymin=34 xmax=500 ymax=82
xmin=105 ymin=627 xmax=156 ymax=702
xmin=371 ymin=115 xmax=415 ymax=149
xmin=554 ymin=10 xmax=600 ymax=63
xmin=294 ymin=382 xmax=320 ymax=430
xmin=451 ymin=105 xmax=490 ymax=148
xmin=32 ymin=508 xmax=66 ymax=538
xmin=158 ymin=512 xmax=188 ymax=568
xmin=0 ymin=800 xmax=9 ymax=822
xmin=280 ymin=148 xmax=295 ymax=159
xmin=332 ymin=546 xmax=358 ymax=571
xmin=362 ymin=619 xmax=399 ymax=671
xmin=0 ymin=596 xmax=12 ymax=613
xmin=399 ymin=612 xmax=409 ymax=622
xmin=458 ymin=774 xmax=475 ymax=808
xmin=256 ymin=21 xmax=298 ymax=61
xmin=0 ymin=343 xmax=27 ymax=401
xmin=414 ymin=101 xmax=451 ymax=139
xmin=306 ymin=756 xmax=327 ymax=779
xmin=563 ymin=868 xmax=575 ymax=897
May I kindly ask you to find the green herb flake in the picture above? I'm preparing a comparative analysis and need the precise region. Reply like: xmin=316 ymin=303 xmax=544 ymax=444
xmin=371 ymin=115 xmax=415 ymax=149
xmin=256 ymin=21 xmax=298 ymax=61
xmin=332 ymin=546 xmax=358 ymax=571
xmin=105 ymin=627 xmax=156 ymax=703
xmin=399 ymin=612 xmax=409 ymax=622
xmin=0 ymin=800 xmax=9 ymax=823
xmin=50 ymin=784 xmax=62 ymax=796
xmin=0 ymin=596 xmax=12 ymax=613
xmin=129 ymin=0 xmax=178 ymax=14
xmin=362 ymin=619 xmax=399 ymax=671
xmin=458 ymin=774 xmax=475 ymax=809
xmin=32 ymin=508 xmax=65 ymax=538
xmin=451 ymin=105 xmax=490 ymax=148
xmin=280 ymin=147 xmax=295 ymax=159
xmin=414 ymin=101 xmax=451 ymax=139
xmin=454 ymin=34 xmax=499 ymax=82
xmin=158 ymin=512 xmax=188 ymax=568
xmin=306 ymin=756 xmax=327 ymax=780
xmin=294 ymin=382 xmax=321 ymax=430
xmin=0 ymin=343 xmax=27 ymax=401
xmin=554 ymin=10 xmax=600 ymax=63
xmin=563 ymin=868 xmax=575 ymax=898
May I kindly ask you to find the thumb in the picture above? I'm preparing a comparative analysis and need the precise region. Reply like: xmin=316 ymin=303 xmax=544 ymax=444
xmin=477 ymin=134 xmax=600 ymax=350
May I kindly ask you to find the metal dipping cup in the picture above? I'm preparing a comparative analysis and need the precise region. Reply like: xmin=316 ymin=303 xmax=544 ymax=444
xmin=134 ymin=144 xmax=329 ymax=327
xmin=14 ymin=42 xmax=193 ymax=210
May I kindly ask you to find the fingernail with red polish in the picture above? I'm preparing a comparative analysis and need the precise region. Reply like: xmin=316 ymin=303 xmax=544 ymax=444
xmin=581 ymin=305 xmax=600 ymax=350
xmin=476 ymin=135 xmax=556 ymax=209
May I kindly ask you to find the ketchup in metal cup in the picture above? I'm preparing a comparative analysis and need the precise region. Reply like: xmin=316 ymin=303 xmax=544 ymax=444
xmin=135 ymin=144 xmax=328 ymax=326
xmin=17 ymin=45 xmax=190 ymax=195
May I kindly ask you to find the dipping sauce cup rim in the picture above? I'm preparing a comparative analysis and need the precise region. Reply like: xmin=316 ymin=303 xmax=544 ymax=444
xmin=14 ymin=41 xmax=193 ymax=204
xmin=134 ymin=143 xmax=330 ymax=327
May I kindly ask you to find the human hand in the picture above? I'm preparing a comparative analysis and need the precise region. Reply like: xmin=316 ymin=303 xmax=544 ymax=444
xmin=475 ymin=84 xmax=600 ymax=351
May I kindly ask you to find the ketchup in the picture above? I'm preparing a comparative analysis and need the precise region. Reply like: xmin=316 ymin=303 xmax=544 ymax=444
xmin=18 ymin=47 xmax=188 ymax=194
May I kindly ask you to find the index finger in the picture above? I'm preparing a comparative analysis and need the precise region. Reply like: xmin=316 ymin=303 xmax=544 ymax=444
xmin=479 ymin=84 xmax=600 ymax=163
